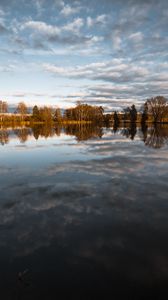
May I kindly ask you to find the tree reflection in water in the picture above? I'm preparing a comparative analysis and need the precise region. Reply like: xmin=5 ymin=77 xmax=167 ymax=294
xmin=121 ymin=124 xmax=137 ymax=140
xmin=121 ymin=124 xmax=168 ymax=148
xmin=32 ymin=125 xmax=55 ymax=140
xmin=140 ymin=124 xmax=148 ymax=143
xmin=64 ymin=124 xmax=103 ymax=141
xmin=32 ymin=124 xmax=103 ymax=141
xmin=0 ymin=124 xmax=168 ymax=149
xmin=0 ymin=129 xmax=9 ymax=145
xmin=145 ymin=125 xmax=168 ymax=149
xmin=14 ymin=128 xmax=31 ymax=143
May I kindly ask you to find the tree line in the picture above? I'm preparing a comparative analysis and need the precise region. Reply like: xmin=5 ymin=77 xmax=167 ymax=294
xmin=105 ymin=96 xmax=168 ymax=125
xmin=0 ymin=96 xmax=168 ymax=125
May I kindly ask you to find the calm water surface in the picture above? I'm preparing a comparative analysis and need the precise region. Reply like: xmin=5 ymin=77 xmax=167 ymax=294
xmin=0 ymin=125 xmax=168 ymax=299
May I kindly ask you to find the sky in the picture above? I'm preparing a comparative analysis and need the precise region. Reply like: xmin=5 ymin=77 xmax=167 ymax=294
xmin=0 ymin=0 xmax=168 ymax=111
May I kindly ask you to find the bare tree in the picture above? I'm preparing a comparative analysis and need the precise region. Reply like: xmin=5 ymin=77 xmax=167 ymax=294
xmin=39 ymin=106 xmax=53 ymax=123
xmin=17 ymin=102 xmax=28 ymax=121
xmin=146 ymin=96 xmax=168 ymax=123
xmin=54 ymin=108 xmax=62 ymax=123
xmin=0 ymin=101 xmax=8 ymax=113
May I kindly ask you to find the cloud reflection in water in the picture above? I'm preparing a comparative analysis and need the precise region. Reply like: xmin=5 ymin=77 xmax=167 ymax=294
xmin=0 ymin=125 xmax=168 ymax=297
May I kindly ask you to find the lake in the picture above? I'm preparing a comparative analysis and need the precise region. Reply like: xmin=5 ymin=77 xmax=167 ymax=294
xmin=0 ymin=124 xmax=168 ymax=299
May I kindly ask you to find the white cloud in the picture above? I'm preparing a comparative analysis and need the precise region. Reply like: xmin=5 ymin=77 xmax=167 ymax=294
xmin=96 ymin=14 xmax=107 ymax=24
xmin=129 ymin=32 xmax=144 ymax=43
xmin=42 ymin=59 xmax=150 ymax=83
xmin=87 ymin=14 xmax=108 ymax=28
xmin=20 ymin=19 xmax=103 ymax=48
xmin=112 ymin=31 xmax=122 ymax=50
xmin=41 ymin=58 xmax=168 ymax=105
xmin=60 ymin=4 xmax=81 ymax=16
xmin=86 ymin=35 xmax=104 ymax=46
xmin=21 ymin=19 xmax=84 ymax=38
xmin=0 ymin=64 xmax=16 ymax=72
xmin=63 ymin=18 xmax=84 ymax=34
xmin=87 ymin=17 xmax=93 ymax=28
xmin=22 ymin=21 xmax=60 ymax=36
xmin=43 ymin=64 xmax=66 ymax=74
xmin=34 ymin=0 xmax=45 ymax=16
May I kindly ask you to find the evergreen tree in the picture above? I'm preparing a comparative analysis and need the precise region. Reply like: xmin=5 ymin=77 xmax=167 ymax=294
xmin=32 ymin=105 xmax=40 ymax=121
xmin=130 ymin=104 xmax=137 ymax=123
xmin=141 ymin=102 xmax=148 ymax=124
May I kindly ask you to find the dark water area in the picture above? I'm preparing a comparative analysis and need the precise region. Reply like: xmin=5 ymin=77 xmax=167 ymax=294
xmin=0 ymin=124 xmax=168 ymax=299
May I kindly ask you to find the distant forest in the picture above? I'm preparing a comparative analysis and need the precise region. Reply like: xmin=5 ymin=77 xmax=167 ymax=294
xmin=0 ymin=96 xmax=168 ymax=125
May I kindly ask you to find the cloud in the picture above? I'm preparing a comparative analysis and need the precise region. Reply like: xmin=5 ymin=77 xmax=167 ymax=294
xmin=0 ymin=64 xmax=16 ymax=72
xmin=0 ymin=0 xmax=167 ymax=109
xmin=0 ymin=22 xmax=7 ymax=33
xmin=0 ymin=8 xmax=8 ymax=34
xmin=87 ymin=14 xmax=108 ymax=28
xmin=112 ymin=30 xmax=122 ymax=50
xmin=22 ymin=21 xmax=61 ymax=37
xmin=42 ymin=56 xmax=168 ymax=106
xmin=0 ymin=8 xmax=5 ymax=17
xmin=62 ymin=17 xmax=84 ymax=34
xmin=42 ymin=59 xmax=150 ymax=83
xmin=129 ymin=32 xmax=144 ymax=43
xmin=20 ymin=18 xmax=104 ymax=49
xmin=33 ymin=0 xmax=51 ymax=17
xmin=60 ymin=3 xmax=82 ymax=16
xmin=42 ymin=56 xmax=168 ymax=110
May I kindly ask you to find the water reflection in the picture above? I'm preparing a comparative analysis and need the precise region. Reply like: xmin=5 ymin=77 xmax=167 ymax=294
xmin=32 ymin=125 xmax=56 ymax=140
xmin=14 ymin=128 xmax=32 ymax=143
xmin=0 ymin=124 xmax=168 ymax=148
xmin=0 ymin=129 xmax=9 ymax=145
xmin=145 ymin=125 xmax=168 ymax=149
xmin=120 ymin=123 xmax=137 ymax=140
xmin=120 ymin=124 xmax=168 ymax=148
xmin=64 ymin=124 xmax=103 ymax=141
xmin=0 ymin=124 xmax=168 ymax=298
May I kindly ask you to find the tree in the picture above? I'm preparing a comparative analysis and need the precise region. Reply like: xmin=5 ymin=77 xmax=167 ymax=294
xmin=123 ymin=107 xmax=130 ymax=123
xmin=130 ymin=104 xmax=137 ymax=123
xmin=17 ymin=102 xmax=28 ymax=121
xmin=103 ymin=113 xmax=113 ymax=126
xmin=32 ymin=105 xmax=40 ymax=121
xmin=94 ymin=106 xmax=104 ymax=123
xmin=123 ymin=105 xmax=137 ymax=123
xmin=113 ymin=111 xmax=119 ymax=132
xmin=146 ymin=96 xmax=168 ymax=123
xmin=39 ymin=106 xmax=53 ymax=123
xmin=63 ymin=103 xmax=104 ymax=123
xmin=141 ymin=102 xmax=148 ymax=124
xmin=0 ymin=101 xmax=8 ymax=113
xmin=54 ymin=108 xmax=62 ymax=123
